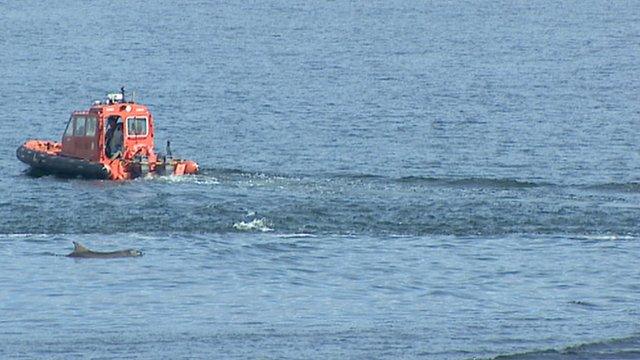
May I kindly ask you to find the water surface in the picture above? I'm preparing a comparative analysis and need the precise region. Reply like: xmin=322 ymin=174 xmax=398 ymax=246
xmin=1 ymin=1 xmax=640 ymax=359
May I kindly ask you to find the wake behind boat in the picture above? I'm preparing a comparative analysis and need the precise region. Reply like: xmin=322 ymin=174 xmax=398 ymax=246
xmin=17 ymin=88 xmax=198 ymax=180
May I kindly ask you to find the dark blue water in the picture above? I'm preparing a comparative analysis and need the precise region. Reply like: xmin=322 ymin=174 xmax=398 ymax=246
xmin=1 ymin=1 xmax=640 ymax=358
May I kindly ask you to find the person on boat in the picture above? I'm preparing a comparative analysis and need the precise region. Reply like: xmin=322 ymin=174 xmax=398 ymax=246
xmin=110 ymin=122 xmax=123 ymax=159
xmin=105 ymin=117 xmax=116 ymax=156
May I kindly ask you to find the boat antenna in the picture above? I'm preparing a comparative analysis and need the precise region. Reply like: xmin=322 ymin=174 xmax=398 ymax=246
xmin=120 ymin=86 xmax=126 ymax=103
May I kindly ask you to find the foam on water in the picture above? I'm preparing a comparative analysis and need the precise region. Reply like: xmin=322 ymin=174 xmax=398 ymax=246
xmin=276 ymin=233 xmax=317 ymax=239
xmin=154 ymin=174 xmax=220 ymax=185
xmin=577 ymin=234 xmax=637 ymax=242
xmin=233 ymin=218 xmax=274 ymax=232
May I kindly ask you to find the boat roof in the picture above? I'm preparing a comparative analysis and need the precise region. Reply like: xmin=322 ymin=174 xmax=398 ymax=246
xmin=72 ymin=102 xmax=151 ymax=117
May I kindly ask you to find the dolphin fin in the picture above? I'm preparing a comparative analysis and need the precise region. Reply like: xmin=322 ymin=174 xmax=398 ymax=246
xmin=72 ymin=241 xmax=90 ymax=254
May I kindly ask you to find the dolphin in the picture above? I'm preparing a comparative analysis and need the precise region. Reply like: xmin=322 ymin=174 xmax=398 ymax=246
xmin=67 ymin=241 xmax=143 ymax=259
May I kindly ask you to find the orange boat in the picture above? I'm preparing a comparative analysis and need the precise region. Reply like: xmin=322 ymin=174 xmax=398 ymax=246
xmin=17 ymin=88 xmax=198 ymax=180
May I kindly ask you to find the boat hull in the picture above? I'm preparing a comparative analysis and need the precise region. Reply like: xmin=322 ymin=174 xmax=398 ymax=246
xmin=17 ymin=143 xmax=110 ymax=179
xmin=17 ymin=140 xmax=198 ymax=180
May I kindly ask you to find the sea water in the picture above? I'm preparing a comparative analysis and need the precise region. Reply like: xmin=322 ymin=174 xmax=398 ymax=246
xmin=1 ymin=1 xmax=640 ymax=358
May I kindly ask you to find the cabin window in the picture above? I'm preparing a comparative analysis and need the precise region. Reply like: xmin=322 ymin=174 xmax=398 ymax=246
xmin=73 ymin=116 xmax=86 ymax=136
xmin=85 ymin=116 xmax=97 ymax=136
xmin=64 ymin=115 xmax=98 ymax=138
xmin=127 ymin=117 xmax=148 ymax=137
xmin=63 ymin=116 xmax=74 ymax=137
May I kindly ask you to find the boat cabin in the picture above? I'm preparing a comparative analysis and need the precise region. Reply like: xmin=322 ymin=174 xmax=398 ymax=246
xmin=60 ymin=91 xmax=157 ymax=164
